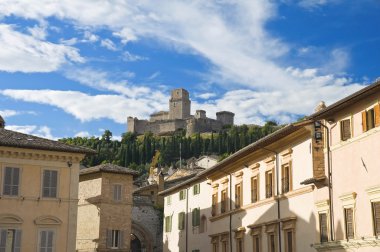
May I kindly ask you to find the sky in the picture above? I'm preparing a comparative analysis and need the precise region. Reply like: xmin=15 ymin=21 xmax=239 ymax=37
xmin=0 ymin=0 xmax=379 ymax=140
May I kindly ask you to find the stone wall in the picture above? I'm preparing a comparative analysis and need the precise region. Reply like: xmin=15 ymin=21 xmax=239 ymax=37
xmin=186 ymin=117 xmax=223 ymax=136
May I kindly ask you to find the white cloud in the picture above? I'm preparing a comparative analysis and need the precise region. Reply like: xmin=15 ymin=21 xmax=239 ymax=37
xmin=74 ymin=131 xmax=91 ymax=137
xmin=0 ymin=109 xmax=37 ymax=118
xmin=147 ymin=71 xmax=160 ymax=80
xmin=100 ymin=38 xmax=117 ymax=51
xmin=1 ymin=89 xmax=168 ymax=124
xmin=196 ymin=92 xmax=217 ymax=100
xmin=0 ymin=0 xmax=365 ymax=124
xmin=0 ymin=24 xmax=84 ymax=73
xmin=122 ymin=51 xmax=148 ymax=62
xmin=5 ymin=125 xmax=55 ymax=139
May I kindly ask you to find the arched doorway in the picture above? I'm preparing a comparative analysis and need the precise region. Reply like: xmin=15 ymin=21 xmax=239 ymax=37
xmin=131 ymin=234 xmax=142 ymax=252
xmin=131 ymin=222 xmax=153 ymax=252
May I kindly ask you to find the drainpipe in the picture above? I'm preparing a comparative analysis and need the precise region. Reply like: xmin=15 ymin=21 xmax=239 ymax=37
xmin=263 ymin=148 xmax=282 ymax=252
xmin=186 ymin=186 xmax=189 ymax=252
xmin=318 ymin=121 xmax=335 ymax=241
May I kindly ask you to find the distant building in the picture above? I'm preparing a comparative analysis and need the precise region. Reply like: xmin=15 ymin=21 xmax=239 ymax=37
xmin=159 ymin=80 xmax=380 ymax=252
xmin=127 ymin=88 xmax=234 ymax=136
xmin=76 ymin=163 xmax=138 ymax=252
xmin=0 ymin=122 xmax=94 ymax=252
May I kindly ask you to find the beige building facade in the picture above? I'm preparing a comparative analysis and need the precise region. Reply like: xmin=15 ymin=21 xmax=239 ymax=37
xmin=160 ymin=80 xmax=380 ymax=252
xmin=0 ymin=125 xmax=93 ymax=252
xmin=76 ymin=163 xmax=137 ymax=252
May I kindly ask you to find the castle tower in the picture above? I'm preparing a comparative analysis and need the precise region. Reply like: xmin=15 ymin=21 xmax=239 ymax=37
xmin=169 ymin=88 xmax=191 ymax=120
xmin=216 ymin=111 xmax=235 ymax=126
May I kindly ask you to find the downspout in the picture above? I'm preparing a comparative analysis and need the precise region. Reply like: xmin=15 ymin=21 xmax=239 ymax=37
xmin=319 ymin=121 xmax=335 ymax=241
xmin=263 ymin=148 xmax=282 ymax=252
xmin=186 ymin=186 xmax=189 ymax=252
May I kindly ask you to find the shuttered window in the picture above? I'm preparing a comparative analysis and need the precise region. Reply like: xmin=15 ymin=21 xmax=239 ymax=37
xmin=319 ymin=213 xmax=328 ymax=242
xmin=221 ymin=189 xmax=228 ymax=213
xmin=113 ymin=184 xmax=122 ymax=201
xmin=192 ymin=208 xmax=200 ymax=227
xmin=39 ymin=230 xmax=54 ymax=252
xmin=178 ymin=212 xmax=185 ymax=230
xmin=212 ymin=193 xmax=217 ymax=216
xmin=286 ymin=231 xmax=293 ymax=252
xmin=235 ymin=183 xmax=242 ymax=208
xmin=3 ymin=167 xmax=20 ymax=196
xmin=193 ymin=184 xmax=200 ymax=195
xmin=0 ymin=229 xmax=21 ymax=252
xmin=253 ymin=235 xmax=260 ymax=252
xmin=106 ymin=229 xmax=123 ymax=248
xmin=340 ymin=119 xmax=351 ymax=141
xmin=179 ymin=190 xmax=186 ymax=200
xmin=344 ymin=208 xmax=354 ymax=239
xmin=42 ymin=170 xmax=58 ymax=198
xmin=372 ymin=202 xmax=380 ymax=236
xmin=165 ymin=216 xmax=172 ymax=232
xmin=251 ymin=176 xmax=259 ymax=203
xmin=265 ymin=171 xmax=273 ymax=198
xmin=269 ymin=233 xmax=276 ymax=252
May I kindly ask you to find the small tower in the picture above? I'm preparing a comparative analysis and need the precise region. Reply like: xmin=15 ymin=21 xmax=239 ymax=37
xmin=195 ymin=110 xmax=206 ymax=119
xmin=216 ymin=111 xmax=235 ymax=126
xmin=0 ymin=115 xmax=4 ymax=129
xmin=169 ymin=88 xmax=191 ymax=120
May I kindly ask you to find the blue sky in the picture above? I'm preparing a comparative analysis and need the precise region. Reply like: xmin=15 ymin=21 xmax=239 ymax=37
xmin=0 ymin=0 xmax=379 ymax=140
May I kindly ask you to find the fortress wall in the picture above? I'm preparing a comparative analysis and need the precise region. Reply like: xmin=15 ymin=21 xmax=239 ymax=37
xmin=143 ymin=119 xmax=187 ymax=135
xmin=150 ymin=112 xmax=169 ymax=122
xmin=186 ymin=118 xmax=223 ymax=136
xmin=128 ymin=118 xmax=148 ymax=134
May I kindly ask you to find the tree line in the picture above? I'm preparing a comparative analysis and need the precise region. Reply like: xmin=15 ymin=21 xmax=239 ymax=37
xmin=59 ymin=121 xmax=281 ymax=173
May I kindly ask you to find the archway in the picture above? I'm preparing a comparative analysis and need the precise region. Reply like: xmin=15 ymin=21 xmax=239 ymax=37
xmin=131 ymin=221 xmax=153 ymax=252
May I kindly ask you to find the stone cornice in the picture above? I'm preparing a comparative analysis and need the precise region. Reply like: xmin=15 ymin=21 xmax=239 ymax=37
xmin=0 ymin=147 xmax=83 ymax=162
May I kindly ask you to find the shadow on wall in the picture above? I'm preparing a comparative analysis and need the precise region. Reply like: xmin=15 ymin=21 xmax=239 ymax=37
xmin=163 ymin=190 xmax=320 ymax=252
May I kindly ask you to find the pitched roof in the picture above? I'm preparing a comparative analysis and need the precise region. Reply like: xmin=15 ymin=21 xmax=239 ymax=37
xmin=80 ymin=163 xmax=139 ymax=176
xmin=0 ymin=128 xmax=95 ymax=154
xmin=307 ymin=80 xmax=380 ymax=120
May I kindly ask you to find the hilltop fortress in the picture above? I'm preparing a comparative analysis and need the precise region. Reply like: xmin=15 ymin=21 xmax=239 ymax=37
xmin=127 ymin=88 xmax=234 ymax=136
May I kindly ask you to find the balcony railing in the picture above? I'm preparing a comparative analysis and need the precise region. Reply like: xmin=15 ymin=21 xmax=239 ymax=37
xmin=266 ymin=185 xmax=273 ymax=198
xmin=282 ymin=177 xmax=290 ymax=193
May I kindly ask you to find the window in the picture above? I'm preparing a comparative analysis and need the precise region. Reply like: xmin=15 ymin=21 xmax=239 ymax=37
xmin=167 ymin=195 xmax=172 ymax=205
xmin=165 ymin=216 xmax=172 ymax=232
xmin=3 ymin=167 xmax=20 ymax=196
xmin=281 ymin=164 xmax=291 ymax=194
xmin=0 ymin=229 xmax=21 ymax=252
xmin=268 ymin=233 xmax=276 ymax=252
xmin=362 ymin=105 xmax=380 ymax=132
xmin=285 ymin=230 xmax=294 ymax=252
xmin=193 ymin=184 xmax=200 ymax=195
xmin=235 ymin=183 xmax=242 ymax=208
xmin=221 ymin=189 xmax=228 ymax=213
xmin=372 ymin=202 xmax=380 ymax=236
xmin=319 ymin=213 xmax=329 ymax=242
xmin=42 ymin=170 xmax=58 ymax=198
xmin=178 ymin=212 xmax=185 ymax=230
xmin=212 ymin=193 xmax=218 ymax=216
xmin=252 ymin=234 xmax=260 ymax=252
xmin=265 ymin=170 xmax=273 ymax=198
xmin=212 ymin=241 xmax=218 ymax=252
xmin=113 ymin=184 xmax=122 ymax=201
xmin=340 ymin=119 xmax=351 ymax=141
xmin=221 ymin=237 xmax=228 ymax=252
xmin=236 ymin=238 xmax=243 ymax=252
xmin=200 ymin=215 xmax=207 ymax=233
xmin=107 ymin=229 xmax=122 ymax=249
xmin=192 ymin=208 xmax=200 ymax=227
xmin=344 ymin=208 xmax=354 ymax=239
xmin=251 ymin=176 xmax=259 ymax=203
xmin=39 ymin=230 xmax=54 ymax=252
xmin=179 ymin=190 xmax=186 ymax=201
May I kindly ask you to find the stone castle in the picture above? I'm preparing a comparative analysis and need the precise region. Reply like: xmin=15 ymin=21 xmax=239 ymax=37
xmin=127 ymin=88 xmax=234 ymax=136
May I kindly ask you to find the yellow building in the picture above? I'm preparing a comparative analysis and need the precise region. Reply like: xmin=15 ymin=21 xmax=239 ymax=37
xmin=0 ymin=121 xmax=94 ymax=252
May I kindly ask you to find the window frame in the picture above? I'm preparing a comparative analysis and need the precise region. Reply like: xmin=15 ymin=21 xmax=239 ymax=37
xmin=179 ymin=189 xmax=186 ymax=201
xmin=38 ymin=228 xmax=56 ymax=252
xmin=340 ymin=118 xmax=352 ymax=141
xmin=265 ymin=170 xmax=274 ymax=198
xmin=319 ymin=212 xmax=329 ymax=243
xmin=166 ymin=195 xmax=172 ymax=206
xmin=212 ymin=193 xmax=218 ymax=216
xmin=251 ymin=175 xmax=259 ymax=203
xmin=178 ymin=212 xmax=185 ymax=230
xmin=192 ymin=208 xmax=200 ymax=227
xmin=235 ymin=182 xmax=242 ymax=209
xmin=193 ymin=183 xmax=200 ymax=195
xmin=2 ymin=166 xmax=21 ymax=197
xmin=113 ymin=184 xmax=122 ymax=202
xmin=281 ymin=162 xmax=292 ymax=194
xmin=344 ymin=207 xmax=354 ymax=239
xmin=41 ymin=169 xmax=59 ymax=199
xmin=372 ymin=201 xmax=380 ymax=236
xmin=165 ymin=216 xmax=172 ymax=233
xmin=0 ymin=228 xmax=22 ymax=252
xmin=221 ymin=189 xmax=228 ymax=213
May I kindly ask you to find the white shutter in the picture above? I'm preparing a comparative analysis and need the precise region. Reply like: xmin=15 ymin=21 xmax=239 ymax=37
xmin=14 ymin=230 xmax=22 ymax=252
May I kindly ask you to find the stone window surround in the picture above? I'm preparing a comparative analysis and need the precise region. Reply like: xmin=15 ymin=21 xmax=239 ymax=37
xmin=234 ymin=227 xmax=246 ymax=252
xmin=40 ymin=168 xmax=60 ymax=199
xmin=1 ymin=165 xmax=22 ymax=197
xmin=339 ymin=192 xmax=357 ymax=240
xmin=315 ymin=200 xmax=330 ymax=242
